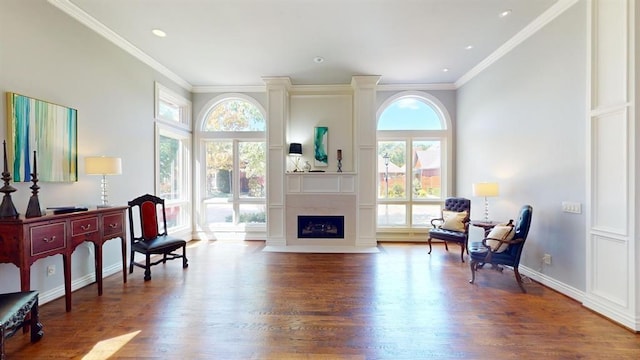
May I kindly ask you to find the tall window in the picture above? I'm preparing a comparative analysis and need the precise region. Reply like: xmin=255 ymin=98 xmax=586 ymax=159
xmin=377 ymin=93 xmax=451 ymax=230
xmin=155 ymin=83 xmax=192 ymax=232
xmin=199 ymin=96 xmax=266 ymax=233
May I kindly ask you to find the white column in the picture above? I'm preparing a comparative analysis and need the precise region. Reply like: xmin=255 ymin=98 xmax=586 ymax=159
xmin=584 ymin=0 xmax=638 ymax=331
xmin=351 ymin=75 xmax=381 ymax=247
xmin=263 ymin=77 xmax=292 ymax=246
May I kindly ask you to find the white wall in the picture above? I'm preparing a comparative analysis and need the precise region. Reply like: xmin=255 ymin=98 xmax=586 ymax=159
xmin=456 ymin=2 xmax=587 ymax=290
xmin=0 ymin=0 xmax=188 ymax=299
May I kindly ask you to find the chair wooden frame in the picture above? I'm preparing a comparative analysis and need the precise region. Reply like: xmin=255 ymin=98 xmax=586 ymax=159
xmin=0 ymin=291 xmax=43 ymax=359
xmin=127 ymin=194 xmax=188 ymax=281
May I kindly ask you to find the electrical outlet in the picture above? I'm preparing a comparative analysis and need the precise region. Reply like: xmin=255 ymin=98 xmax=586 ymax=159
xmin=543 ymin=254 xmax=552 ymax=265
xmin=562 ymin=201 xmax=582 ymax=214
xmin=47 ymin=265 xmax=56 ymax=276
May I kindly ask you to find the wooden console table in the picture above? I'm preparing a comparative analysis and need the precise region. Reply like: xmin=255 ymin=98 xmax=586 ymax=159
xmin=0 ymin=206 xmax=127 ymax=312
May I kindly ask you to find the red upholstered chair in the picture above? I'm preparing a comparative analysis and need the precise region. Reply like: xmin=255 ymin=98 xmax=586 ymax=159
xmin=128 ymin=194 xmax=188 ymax=281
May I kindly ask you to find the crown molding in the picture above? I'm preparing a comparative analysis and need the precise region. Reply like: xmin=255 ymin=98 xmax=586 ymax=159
xmin=192 ymin=85 xmax=266 ymax=93
xmin=47 ymin=0 xmax=192 ymax=91
xmin=377 ymin=83 xmax=456 ymax=91
xmin=455 ymin=0 xmax=581 ymax=88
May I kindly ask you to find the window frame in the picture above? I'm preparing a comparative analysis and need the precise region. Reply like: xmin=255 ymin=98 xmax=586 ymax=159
xmin=376 ymin=91 xmax=453 ymax=231
xmin=196 ymin=94 xmax=267 ymax=234
xmin=154 ymin=82 xmax=192 ymax=234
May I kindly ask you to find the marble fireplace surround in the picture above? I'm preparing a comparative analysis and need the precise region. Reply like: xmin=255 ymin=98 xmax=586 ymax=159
xmin=263 ymin=173 xmax=378 ymax=253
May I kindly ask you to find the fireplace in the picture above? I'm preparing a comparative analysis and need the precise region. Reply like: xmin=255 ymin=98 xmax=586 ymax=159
xmin=298 ymin=215 xmax=345 ymax=239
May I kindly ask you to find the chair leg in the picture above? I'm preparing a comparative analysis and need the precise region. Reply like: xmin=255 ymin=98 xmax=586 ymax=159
xmin=182 ymin=245 xmax=189 ymax=268
xmin=29 ymin=298 xmax=44 ymax=343
xmin=427 ymin=236 xmax=432 ymax=254
xmin=144 ymin=254 xmax=151 ymax=281
xmin=514 ymin=267 xmax=526 ymax=293
xmin=459 ymin=243 xmax=465 ymax=263
xmin=443 ymin=241 xmax=449 ymax=252
xmin=469 ymin=260 xmax=477 ymax=284
xmin=129 ymin=250 xmax=135 ymax=274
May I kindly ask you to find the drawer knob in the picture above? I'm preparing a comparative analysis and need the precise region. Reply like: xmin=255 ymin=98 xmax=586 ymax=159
xmin=81 ymin=224 xmax=92 ymax=230
xmin=43 ymin=236 xmax=56 ymax=243
xmin=109 ymin=223 xmax=118 ymax=229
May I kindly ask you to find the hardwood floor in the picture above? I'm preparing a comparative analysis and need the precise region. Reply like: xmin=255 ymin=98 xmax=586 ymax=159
xmin=5 ymin=241 xmax=639 ymax=359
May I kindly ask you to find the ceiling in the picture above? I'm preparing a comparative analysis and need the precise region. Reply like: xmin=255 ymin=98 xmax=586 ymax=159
xmin=61 ymin=0 xmax=559 ymax=88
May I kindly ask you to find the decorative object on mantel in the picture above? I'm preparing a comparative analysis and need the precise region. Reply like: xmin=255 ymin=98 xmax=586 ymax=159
xmin=313 ymin=126 xmax=328 ymax=167
xmin=303 ymin=160 xmax=312 ymax=172
xmin=0 ymin=141 xmax=19 ymax=219
xmin=337 ymin=149 xmax=342 ymax=172
xmin=85 ymin=156 xmax=122 ymax=208
xmin=288 ymin=143 xmax=303 ymax=171
xmin=25 ymin=150 xmax=43 ymax=218
xmin=7 ymin=92 xmax=78 ymax=182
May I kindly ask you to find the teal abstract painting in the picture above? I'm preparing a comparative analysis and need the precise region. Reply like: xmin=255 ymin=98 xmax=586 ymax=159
xmin=7 ymin=92 xmax=78 ymax=182
xmin=314 ymin=126 xmax=328 ymax=167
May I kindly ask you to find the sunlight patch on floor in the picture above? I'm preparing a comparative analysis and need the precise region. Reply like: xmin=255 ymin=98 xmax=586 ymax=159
xmin=82 ymin=330 xmax=141 ymax=360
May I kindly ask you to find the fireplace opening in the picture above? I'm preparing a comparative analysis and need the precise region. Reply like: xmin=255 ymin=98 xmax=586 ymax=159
xmin=298 ymin=215 xmax=344 ymax=239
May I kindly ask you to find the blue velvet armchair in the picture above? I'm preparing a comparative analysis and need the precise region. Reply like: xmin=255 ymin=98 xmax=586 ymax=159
xmin=427 ymin=197 xmax=471 ymax=262
xmin=468 ymin=205 xmax=533 ymax=292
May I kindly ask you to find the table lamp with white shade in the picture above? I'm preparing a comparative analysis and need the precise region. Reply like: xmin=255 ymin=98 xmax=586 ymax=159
xmin=85 ymin=156 xmax=122 ymax=207
xmin=472 ymin=182 xmax=499 ymax=221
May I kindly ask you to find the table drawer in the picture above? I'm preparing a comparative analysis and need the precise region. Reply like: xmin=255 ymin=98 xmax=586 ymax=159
xmin=30 ymin=223 xmax=66 ymax=256
xmin=103 ymin=213 xmax=124 ymax=237
xmin=71 ymin=217 xmax=99 ymax=237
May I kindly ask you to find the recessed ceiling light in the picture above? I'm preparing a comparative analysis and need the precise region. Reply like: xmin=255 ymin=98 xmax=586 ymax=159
xmin=152 ymin=29 xmax=167 ymax=37
xmin=499 ymin=9 xmax=512 ymax=18
xmin=313 ymin=56 xmax=325 ymax=63
xmin=443 ymin=68 xmax=449 ymax=72
xmin=465 ymin=45 xmax=474 ymax=50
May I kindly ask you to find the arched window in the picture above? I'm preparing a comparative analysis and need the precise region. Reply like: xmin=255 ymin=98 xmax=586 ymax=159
xmin=198 ymin=96 xmax=266 ymax=234
xmin=377 ymin=92 xmax=451 ymax=230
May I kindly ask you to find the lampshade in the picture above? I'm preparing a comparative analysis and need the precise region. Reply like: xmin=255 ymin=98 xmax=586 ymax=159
xmin=288 ymin=143 xmax=302 ymax=156
xmin=85 ymin=156 xmax=122 ymax=175
xmin=472 ymin=182 xmax=499 ymax=197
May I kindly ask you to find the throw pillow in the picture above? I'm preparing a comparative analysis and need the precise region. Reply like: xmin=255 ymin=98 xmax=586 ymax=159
xmin=486 ymin=224 xmax=515 ymax=253
xmin=441 ymin=210 xmax=468 ymax=232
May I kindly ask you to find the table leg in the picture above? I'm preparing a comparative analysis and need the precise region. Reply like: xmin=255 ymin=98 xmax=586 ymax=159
xmin=62 ymin=254 xmax=71 ymax=312
xmin=95 ymin=242 xmax=103 ymax=296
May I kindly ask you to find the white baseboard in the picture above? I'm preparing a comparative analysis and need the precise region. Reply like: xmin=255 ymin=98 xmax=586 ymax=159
xmin=519 ymin=265 xmax=585 ymax=302
xmin=39 ymin=263 xmax=123 ymax=306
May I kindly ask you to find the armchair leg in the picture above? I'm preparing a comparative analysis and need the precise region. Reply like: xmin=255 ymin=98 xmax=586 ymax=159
xmin=469 ymin=260 xmax=477 ymax=284
xmin=427 ymin=236 xmax=432 ymax=254
xmin=459 ymin=243 xmax=465 ymax=263
xmin=514 ymin=267 xmax=526 ymax=293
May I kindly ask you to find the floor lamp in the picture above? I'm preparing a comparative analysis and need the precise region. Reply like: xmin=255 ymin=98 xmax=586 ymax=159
xmin=472 ymin=182 xmax=499 ymax=221
xmin=85 ymin=156 xmax=122 ymax=207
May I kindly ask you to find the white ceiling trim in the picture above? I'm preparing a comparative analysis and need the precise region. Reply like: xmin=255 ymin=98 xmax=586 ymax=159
xmin=455 ymin=0 xmax=581 ymax=88
xmin=47 ymin=0 xmax=193 ymax=91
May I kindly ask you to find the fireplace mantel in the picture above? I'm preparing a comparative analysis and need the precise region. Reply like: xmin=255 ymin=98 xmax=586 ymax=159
xmin=286 ymin=172 xmax=356 ymax=194
xmin=263 ymin=172 xmax=378 ymax=253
